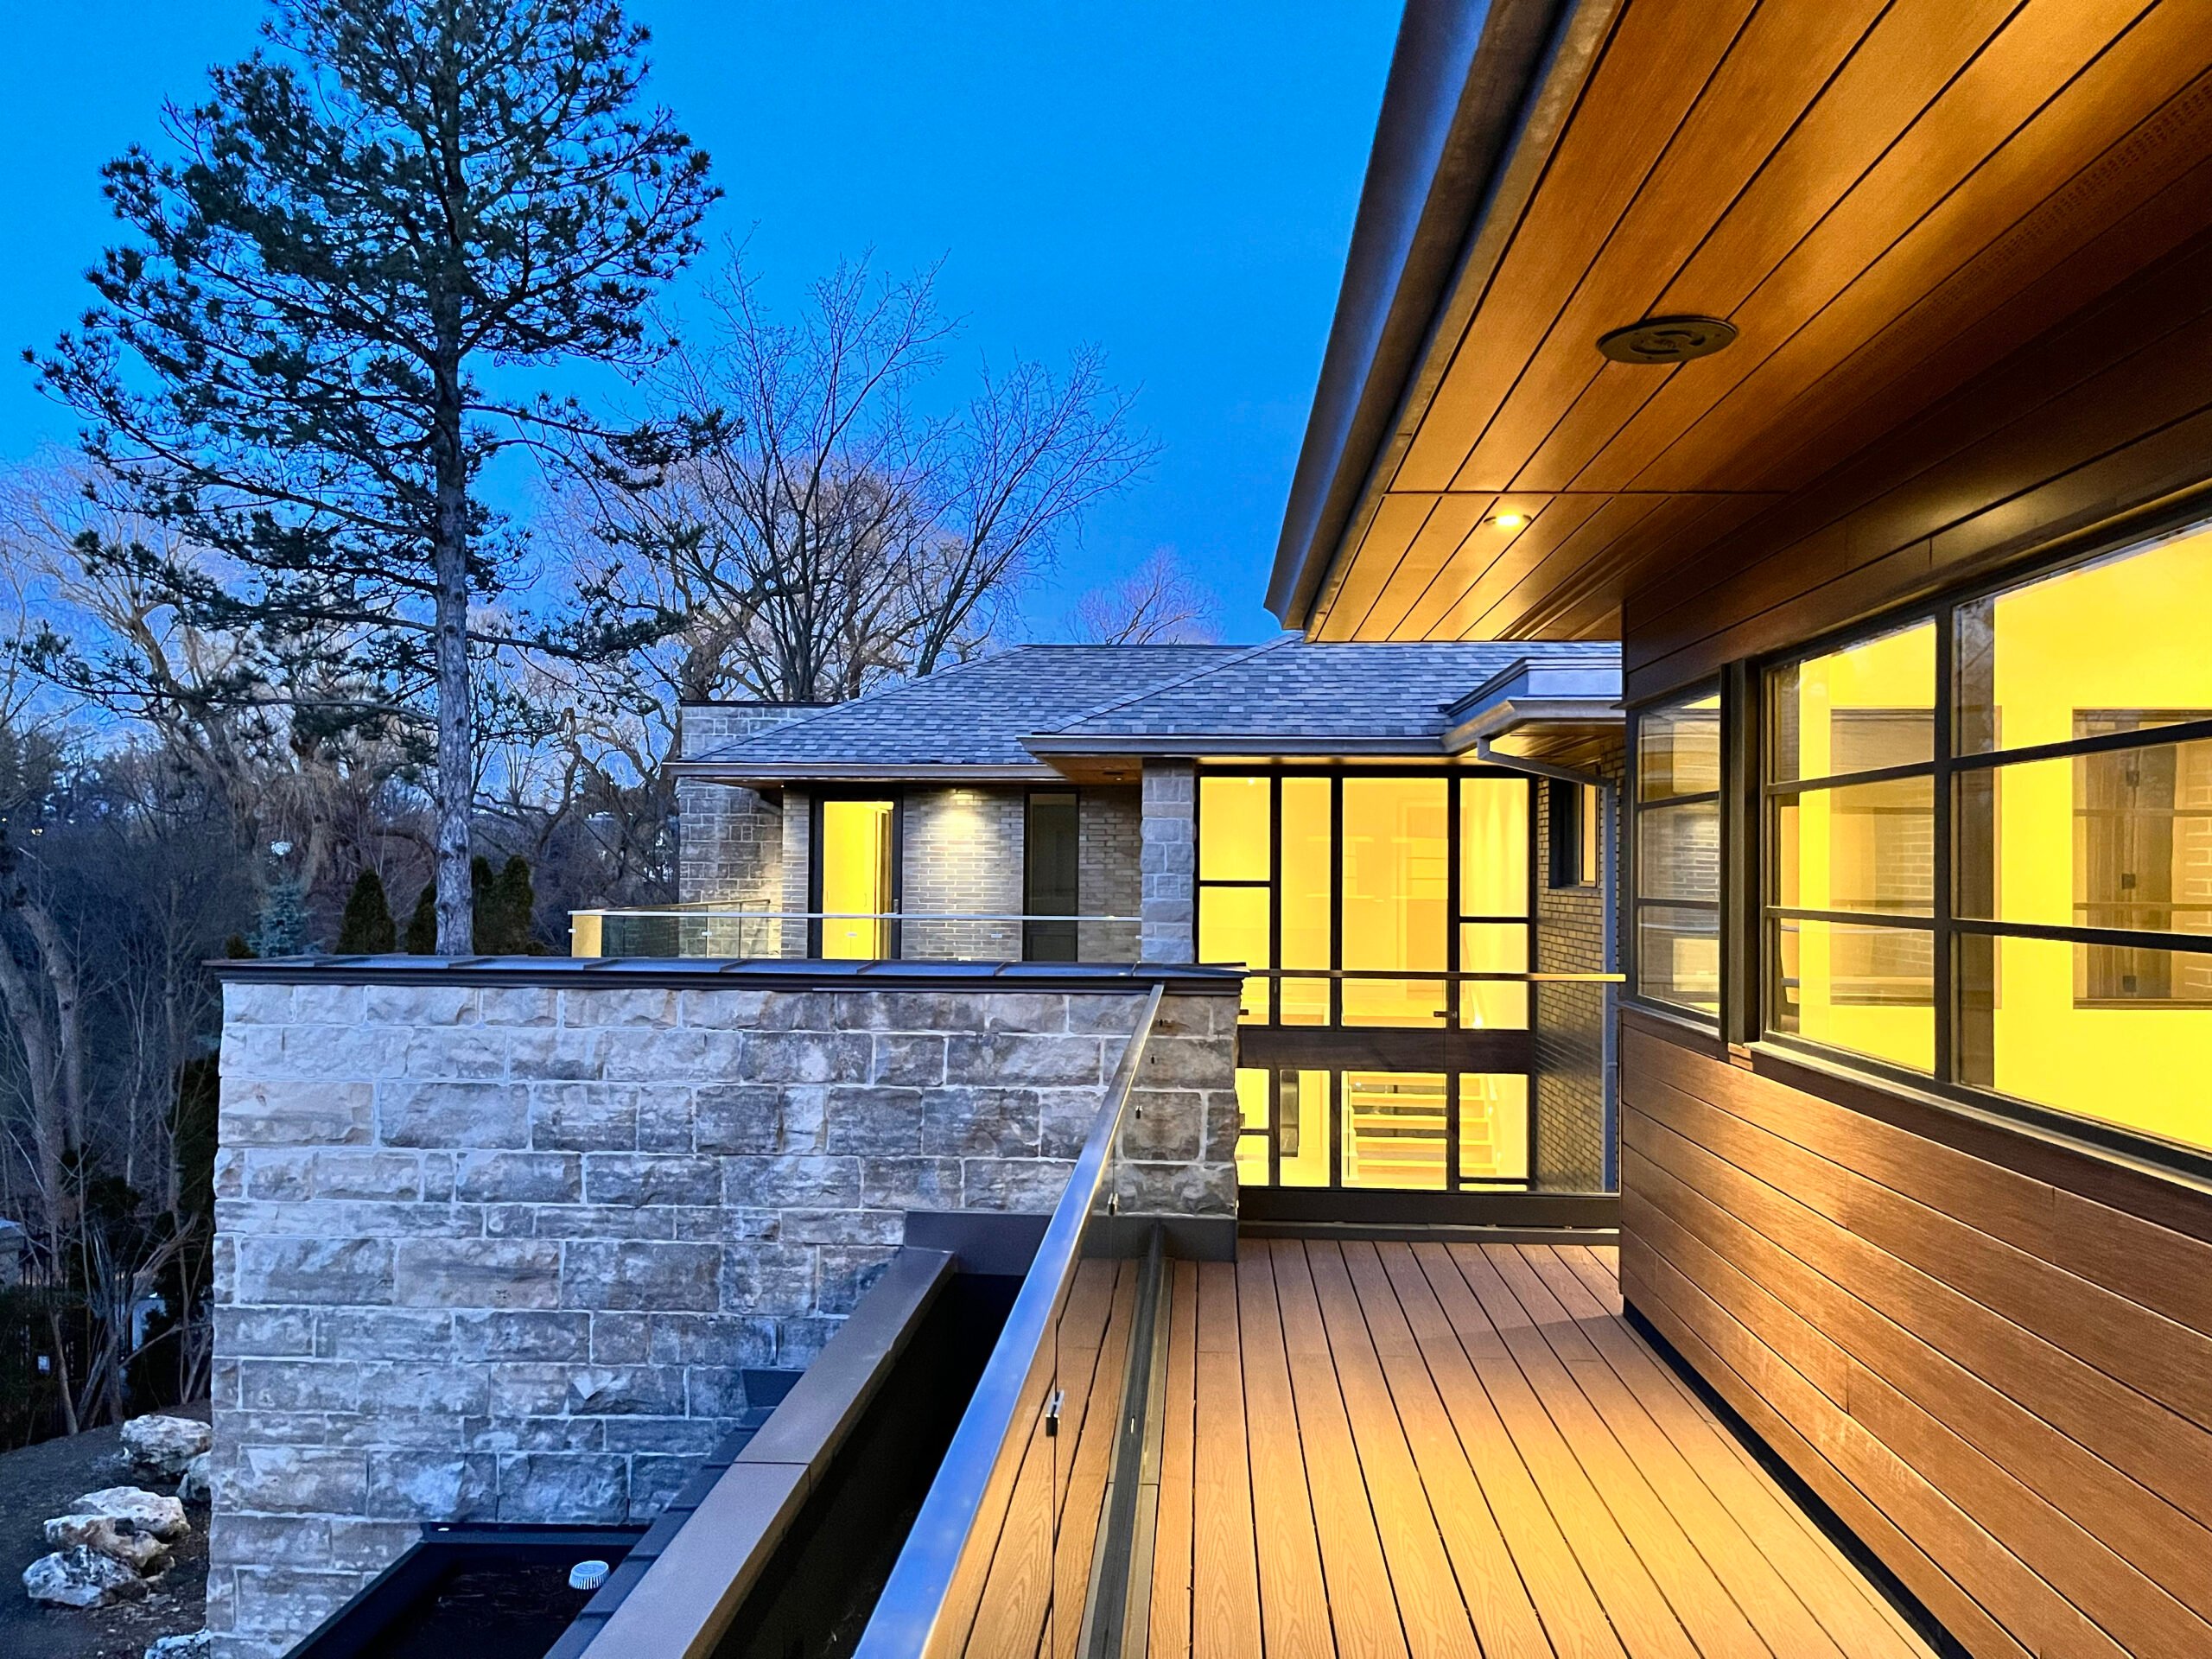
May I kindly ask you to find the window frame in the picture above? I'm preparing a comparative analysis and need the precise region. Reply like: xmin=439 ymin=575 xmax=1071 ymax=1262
xmin=1741 ymin=515 xmax=2212 ymax=1181
xmin=1195 ymin=763 xmax=1541 ymax=1195
xmin=1627 ymin=683 xmax=1725 ymax=1022
xmin=806 ymin=787 xmax=904 ymax=959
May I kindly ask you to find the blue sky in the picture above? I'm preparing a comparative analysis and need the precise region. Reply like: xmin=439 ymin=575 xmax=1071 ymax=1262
xmin=0 ymin=1 xmax=1401 ymax=641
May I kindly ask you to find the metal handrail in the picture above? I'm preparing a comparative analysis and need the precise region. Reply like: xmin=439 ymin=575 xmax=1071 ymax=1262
xmin=852 ymin=983 xmax=1163 ymax=1658
xmin=570 ymin=907 xmax=1141 ymax=922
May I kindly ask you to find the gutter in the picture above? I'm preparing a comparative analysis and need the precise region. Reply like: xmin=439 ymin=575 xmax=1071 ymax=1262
xmin=1268 ymin=0 xmax=1615 ymax=631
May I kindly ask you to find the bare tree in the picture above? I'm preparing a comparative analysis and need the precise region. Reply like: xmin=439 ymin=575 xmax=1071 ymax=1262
xmin=1065 ymin=548 xmax=1220 ymax=645
xmin=584 ymin=254 xmax=1156 ymax=702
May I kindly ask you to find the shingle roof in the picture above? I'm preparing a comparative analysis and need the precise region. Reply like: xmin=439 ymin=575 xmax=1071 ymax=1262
xmin=1033 ymin=637 xmax=1621 ymax=747
xmin=684 ymin=637 xmax=1623 ymax=779
xmin=688 ymin=645 xmax=1243 ymax=771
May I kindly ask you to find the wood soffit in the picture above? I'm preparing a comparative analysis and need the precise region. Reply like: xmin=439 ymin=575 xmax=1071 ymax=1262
xmin=1308 ymin=0 xmax=2212 ymax=645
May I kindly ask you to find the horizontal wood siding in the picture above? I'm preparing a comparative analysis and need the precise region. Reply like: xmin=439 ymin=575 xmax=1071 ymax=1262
xmin=1618 ymin=1009 xmax=2212 ymax=1659
xmin=1623 ymin=228 xmax=2212 ymax=702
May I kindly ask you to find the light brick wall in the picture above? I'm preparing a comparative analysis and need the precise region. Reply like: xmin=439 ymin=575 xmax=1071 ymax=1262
xmin=1141 ymin=763 xmax=1197 ymax=963
xmin=675 ymin=705 xmax=821 ymax=957
xmin=1533 ymin=758 xmax=1623 ymax=1191
xmin=1079 ymin=786 xmax=1141 ymax=963
xmin=205 ymin=972 xmax=1236 ymax=1657
xmin=900 ymin=786 xmax=1025 ymax=959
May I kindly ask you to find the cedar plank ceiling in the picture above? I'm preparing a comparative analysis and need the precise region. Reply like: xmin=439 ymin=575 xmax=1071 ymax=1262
xmin=1309 ymin=0 xmax=2212 ymax=644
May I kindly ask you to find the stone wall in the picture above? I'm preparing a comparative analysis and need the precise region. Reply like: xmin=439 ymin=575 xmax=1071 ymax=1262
xmin=205 ymin=969 xmax=1236 ymax=1657
xmin=1078 ymin=786 xmax=1141 ymax=963
xmin=1140 ymin=762 xmax=1196 ymax=963
xmin=1533 ymin=759 xmax=1622 ymax=1191
xmin=900 ymin=786 xmax=1025 ymax=959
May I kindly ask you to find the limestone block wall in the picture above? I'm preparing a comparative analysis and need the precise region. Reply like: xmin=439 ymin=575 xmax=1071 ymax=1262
xmin=1533 ymin=756 xmax=1623 ymax=1191
xmin=1079 ymin=786 xmax=1141 ymax=963
xmin=900 ymin=786 xmax=1025 ymax=959
xmin=205 ymin=969 xmax=1236 ymax=1657
xmin=1140 ymin=762 xmax=1196 ymax=963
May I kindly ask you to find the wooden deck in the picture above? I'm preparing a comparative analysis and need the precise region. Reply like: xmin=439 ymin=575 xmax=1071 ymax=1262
xmin=1142 ymin=1240 xmax=1938 ymax=1659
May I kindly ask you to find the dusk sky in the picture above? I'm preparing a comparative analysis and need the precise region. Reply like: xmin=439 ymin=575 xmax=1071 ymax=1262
xmin=0 ymin=1 xmax=1402 ymax=641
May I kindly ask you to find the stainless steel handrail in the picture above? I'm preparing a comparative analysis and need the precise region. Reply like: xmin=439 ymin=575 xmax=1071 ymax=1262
xmin=852 ymin=983 xmax=1163 ymax=1659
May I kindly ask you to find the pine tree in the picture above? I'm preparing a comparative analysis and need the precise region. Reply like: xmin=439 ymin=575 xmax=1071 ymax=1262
xmin=480 ymin=855 xmax=539 ymax=954
xmin=249 ymin=878 xmax=312 ymax=958
xmin=337 ymin=868 xmax=397 ymax=953
xmin=404 ymin=884 xmax=438 ymax=955
xmin=36 ymin=0 xmax=717 ymax=955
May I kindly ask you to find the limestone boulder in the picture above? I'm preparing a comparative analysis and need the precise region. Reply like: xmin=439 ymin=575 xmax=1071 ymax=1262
xmin=22 ymin=1546 xmax=149 ymax=1608
xmin=121 ymin=1414 xmax=212 ymax=1478
xmin=73 ymin=1486 xmax=190 ymax=1544
xmin=146 ymin=1634 xmax=213 ymax=1659
xmin=42 ymin=1513 xmax=172 ymax=1575
xmin=178 ymin=1452 xmax=212 ymax=1507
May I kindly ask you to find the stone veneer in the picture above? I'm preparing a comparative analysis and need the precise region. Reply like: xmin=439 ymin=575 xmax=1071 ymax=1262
xmin=674 ymin=703 xmax=821 ymax=949
xmin=205 ymin=968 xmax=1237 ymax=1657
xmin=1140 ymin=762 xmax=1196 ymax=963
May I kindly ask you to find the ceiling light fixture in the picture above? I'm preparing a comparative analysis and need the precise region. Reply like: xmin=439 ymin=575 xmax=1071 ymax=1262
xmin=1596 ymin=315 xmax=1738 ymax=365
xmin=1490 ymin=511 xmax=1528 ymax=530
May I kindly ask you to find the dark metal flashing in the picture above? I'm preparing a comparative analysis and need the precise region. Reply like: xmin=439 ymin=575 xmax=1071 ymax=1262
xmin=1268 ymin=0 xmax=1586 ymax=627
xmin=1626 ymin=1303 xmax=1972 ymax=1659
xmin=211 ymin=953 xmax=1247 ymax=999
xmin=1238 ymin=1186 xmax=1619 ymax=1230
xmin=902 ymin=1209 xmax=1052 ymax=1277
xmin=569 ymin=1248 xmax=957 ymax=1659
xmin=1239 ymin=1218 xmax=1620 ymax=1246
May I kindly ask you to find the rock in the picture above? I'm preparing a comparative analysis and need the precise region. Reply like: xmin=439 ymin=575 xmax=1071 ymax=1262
xmin=73 ymin=1486 xmax=190 ymax=1544
xmin=146 ymin=1635 xmax=213 ymax=1659
xmin=22 ymin=1546 xmax=149 ymax=1608
xmin=42 ymin=1513 xmax=172 ymax=1575
xmin=177 ymin=1452 xmax=212 ymax=1507
xmin=121 ymin=1414 xmax=211 ymax=1478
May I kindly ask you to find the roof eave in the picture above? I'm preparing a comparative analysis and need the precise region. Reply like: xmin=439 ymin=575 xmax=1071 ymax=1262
xmin=667 ymin=760 xmax=1064 ymax=787
xmin=1267 ymin=0 xmax=1604 ymax=632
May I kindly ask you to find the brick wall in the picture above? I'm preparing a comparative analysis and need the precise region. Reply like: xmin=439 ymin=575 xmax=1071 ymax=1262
xmin=900 ymin=786 xmax=1025 ymax=959
xmin=778 ymin=791 xmax=811 ymax=959
xmin=1079 ymin=786 xmax=1141 ymax=963
xmin=1141 ymin=763 xmax=1196 ymax=963
xmin=1533 ymin=758 xmax=1623 ymax=1191
xmin=206 ymin=970 xmax=1236 ymax=1657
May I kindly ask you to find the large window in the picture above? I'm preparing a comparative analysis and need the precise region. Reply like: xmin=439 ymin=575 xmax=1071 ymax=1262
xmin=1196 ymin=770 xmax=1539 ymax=1192
xmin=1764 ymin=521 xmax=2212 ymax=1162
xmin=1632 ymin=690 xmax=1721 ymax=1014
xmin=1022 ymin=791 xmax=1079 ymax=962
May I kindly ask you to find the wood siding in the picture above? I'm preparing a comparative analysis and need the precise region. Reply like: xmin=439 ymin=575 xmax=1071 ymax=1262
xmin=1618 ymin=1007 xmax=2212 ymax=1658
xmin=1623 ymin=226 xmax=2212 ymax=703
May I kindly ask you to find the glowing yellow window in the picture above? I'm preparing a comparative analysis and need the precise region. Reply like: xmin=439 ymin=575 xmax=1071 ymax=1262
xmin=1342 ymin=779 xmax=1447 ymax=1026
xmin=818 ymin=800 xmax=893 ymax=959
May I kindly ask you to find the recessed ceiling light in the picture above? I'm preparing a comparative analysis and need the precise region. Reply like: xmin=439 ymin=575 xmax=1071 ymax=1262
xmin=1491 ymin=511 xmax=1528 ymax=530
xmin=1596 ymin=315 xmax=1738 ymax=365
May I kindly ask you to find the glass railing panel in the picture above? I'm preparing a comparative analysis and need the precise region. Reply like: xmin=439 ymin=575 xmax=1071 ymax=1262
xmin=855 ymin=990 xmax=1159 ymax=1658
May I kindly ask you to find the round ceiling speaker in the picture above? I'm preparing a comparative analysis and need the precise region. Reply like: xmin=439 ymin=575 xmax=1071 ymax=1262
xmin=1596 ymin=315 xmax=1738 ymax=365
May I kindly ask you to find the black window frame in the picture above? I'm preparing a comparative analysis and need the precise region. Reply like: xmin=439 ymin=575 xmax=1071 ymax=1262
xmin=805 ymin=787 xmax=904 ymax=959
xmin=1743 ymin=516 xmax=2212 ymax=1183
xmin=1193 ymin=763 xmax=1541 ymax=1195
xmin=1626 ymin=684 xmax=1726 ymax=1023
xmin=1021 ymin=787 xmax=1082 ymax=963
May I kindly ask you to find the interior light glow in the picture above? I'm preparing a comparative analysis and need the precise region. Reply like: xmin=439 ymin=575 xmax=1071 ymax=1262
xmin=1491 ymin=511 xmax=1528 ymax=530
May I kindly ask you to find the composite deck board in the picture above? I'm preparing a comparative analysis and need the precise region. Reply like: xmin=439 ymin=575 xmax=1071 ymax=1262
xmin=1145 ymin=1242 xmax=1939 ymax=1659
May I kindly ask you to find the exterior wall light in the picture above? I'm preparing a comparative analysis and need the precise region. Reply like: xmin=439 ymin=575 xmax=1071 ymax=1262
xmin=1596 ymin=315 xmax=1738 ymax=364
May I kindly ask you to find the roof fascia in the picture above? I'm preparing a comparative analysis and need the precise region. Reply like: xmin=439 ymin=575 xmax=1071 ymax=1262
xmin=1267 ymin=0 xmax=1612 ymax=630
